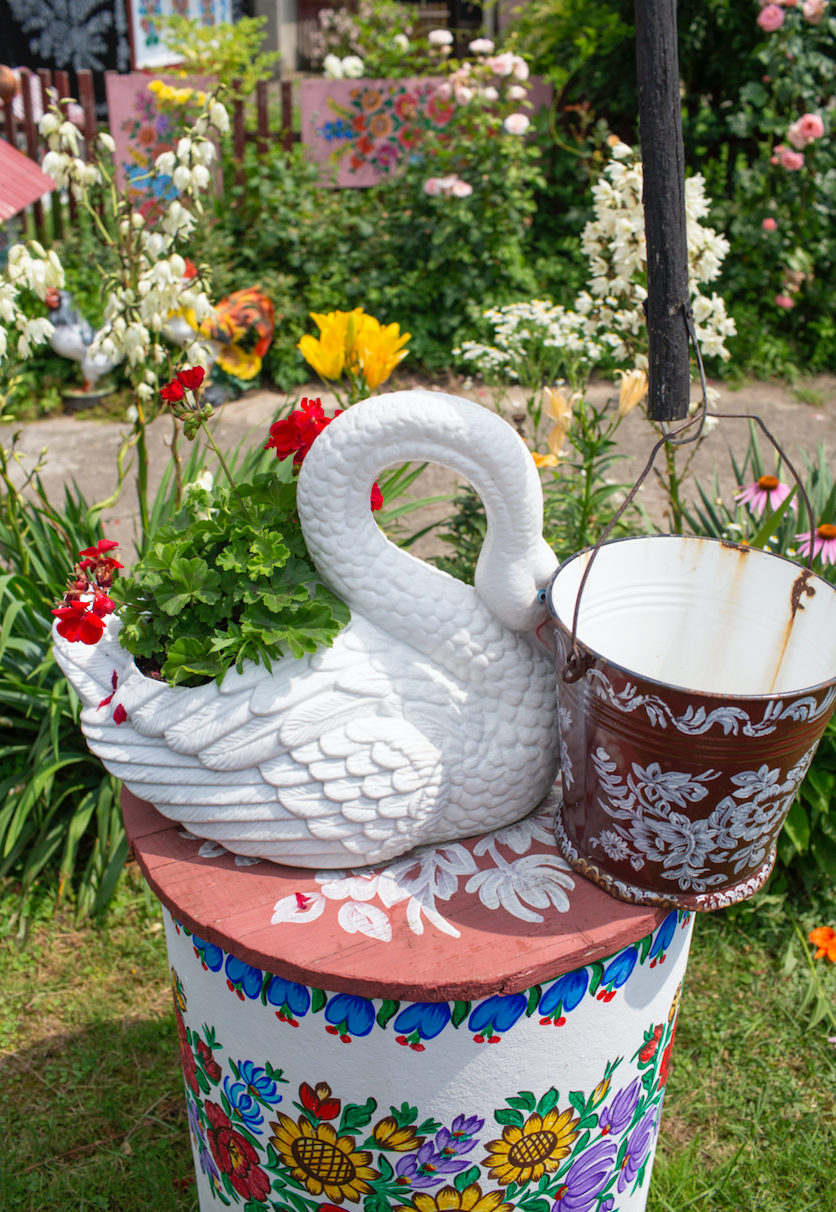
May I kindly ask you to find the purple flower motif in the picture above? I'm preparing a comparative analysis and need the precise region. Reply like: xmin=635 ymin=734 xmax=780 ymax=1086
xmin=599 ymin=1200 xmax=614 ymax=1212
xmin=598 ymin=1078 xmax=641 ymax=1137
xmin=395 ymin=1131 xmax=472 ymax=1188
xmin=187 ymin=1096 xmax=203 ymax=1142
xmin=451 ymin=1113 xmax=484 ymax=1137
xmin=617 ymin=1107 xmax=657 ymax=1193
xmin=552 ymin=1139 xmax=617 ymax=1212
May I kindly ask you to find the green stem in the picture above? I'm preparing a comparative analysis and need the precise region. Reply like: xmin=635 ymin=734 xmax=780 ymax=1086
xmin=791 ymin=918 xmax=836 ymax=1034
xmin=199 ymin=422 xmax=251 ymax=521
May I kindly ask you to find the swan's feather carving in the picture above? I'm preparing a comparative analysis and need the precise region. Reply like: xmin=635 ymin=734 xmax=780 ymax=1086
xmin=53 ymin=391 xmax=560 ymax=867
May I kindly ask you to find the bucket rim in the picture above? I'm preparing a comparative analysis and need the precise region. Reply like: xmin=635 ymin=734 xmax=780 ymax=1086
xmin=546 ymin=532 xmax=836 ymax=703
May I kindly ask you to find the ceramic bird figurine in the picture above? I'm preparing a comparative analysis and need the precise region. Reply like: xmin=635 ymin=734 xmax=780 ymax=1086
xmin=45 ymin=289 xmax=114 ymax=391
xmin=53 ymin=391 xmax=560 ymax=868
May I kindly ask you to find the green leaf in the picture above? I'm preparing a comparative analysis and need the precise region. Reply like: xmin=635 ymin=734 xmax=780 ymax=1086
xmin=155 ymin=556 xmax=221 ymax=615
xmin=507 ymin=1092 xmax=537 ymax=1112
xmin=782 ymin=798 xmax=811 ymax=854
xmin=750 ymin=486 xmax=797 ymax=550
xmin=454 ymin=1167 xmax=480 ymax=1192
xmin=311 ymin=988 xmax=327 ymax=1013
xmin=740 ymin=81 xmax=769 ymax=108
xmin=525 ymin=986 xmax=541 ymax=1016
xmin=339 ymin=1098 xmax=377 ymax=1134
xmin=451 ymin=1000 xmax=471 ymax=1027
xmin=588 ymin=961 xmax=605 ymax=996
xmin=163 ymin=636 xmax=226 ymax=687
xmin=494 ymin=1108 xmax=525 ymax=1127
xmin=377 ymin=999 xmax=400 ymax=1029
xmin=536 ymin=1088 xmax=558 ymax=1116
xmin=568 ymin=1091 xmax=586 ymax=1115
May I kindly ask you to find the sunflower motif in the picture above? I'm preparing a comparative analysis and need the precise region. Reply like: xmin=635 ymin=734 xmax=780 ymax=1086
xmin=373 ymin=1116 xmax=424 ymax=1152
xmin=483 ymin=1108 xmax=579 ymax=1187
xmin=396 ymin=1182 xmax=514 ymax=1212
xmin=270 ymin=1113 xmax=379 ymax=1203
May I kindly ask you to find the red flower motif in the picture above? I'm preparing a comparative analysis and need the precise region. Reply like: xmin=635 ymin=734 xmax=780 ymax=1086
xmin=113 ymin=704 xmax=128 ymax=725
xmin=299 ymin=1081 xmax=341 ymax=1120
xmin=639 ymin=1024 xmax=664 ymax=1064
xmin=657 ymin=1039 xmax=674 ymax=1088
xmin=205 ymin=1101 xmax=271 ymax=1202
xmin=52 ymin=601 xmax=107 ymax=645
xmin=175 ymin=1008 xmax=200 ymax=1096
xmin=195 ymin=1036 xmax=222 ymax=1082
xmin=265 ymin=398 xmax=341 ymax=467
xmin=177 ymin=366 xmax=206 ymax=392
xmin=160 ymin=379 xmax=186 ymax=403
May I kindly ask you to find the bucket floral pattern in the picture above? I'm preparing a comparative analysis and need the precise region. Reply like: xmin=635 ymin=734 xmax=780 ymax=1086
xmin=172 ymin=909 xmax=690 ymax=1050
xmin=588 ymin=742 xmax=818 ymax=892
xmin=172 ymin=959 xmax=682 ymax=1211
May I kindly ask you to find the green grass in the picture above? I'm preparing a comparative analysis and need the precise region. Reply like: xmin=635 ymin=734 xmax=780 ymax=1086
xmin=0 ymin=873 xmax=834 ymax=1212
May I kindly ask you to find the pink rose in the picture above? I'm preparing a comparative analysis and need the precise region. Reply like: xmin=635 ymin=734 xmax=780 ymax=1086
xmin=450 ymin=178 xmax=473 ymax=197
xmin=786 ymin=121 xmax=808 ymax=149
xmin=775 ymin=294 xmax=795 ymax=309
xmin=423 ymin=178 xmax=443 ymax=196
xmin=486 ymin=52 xmax=515 ymax=77
xmin=762 ymin=217 xmax=778 ymax=230
xmin=780 ymin=146 xmax=805 ymax=169
xmin=504 ymin=113 xmax=530 ymax=135
xmin=802 ymin=0 xmax=828 ymax=21
xmin=798 ymin=112 xmax=825 ymax=139
xmin=757 ymin=3 xmax=786 ymax=29
xmin=435 ymin=81 xmax=452 ymax=101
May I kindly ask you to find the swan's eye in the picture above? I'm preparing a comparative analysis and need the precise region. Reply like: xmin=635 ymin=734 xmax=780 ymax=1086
xmin=537 ymin=590 xmax=547 ymax=604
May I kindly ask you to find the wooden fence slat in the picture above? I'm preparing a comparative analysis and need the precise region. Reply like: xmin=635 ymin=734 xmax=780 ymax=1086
xmin=37 ymin=68 xmax=63 ymax=240
xmin=281 ymin=80 xmax=293 ymax=154
xmin=19 ymin=68 xmax=46 ymax=242
xmin=54 ymin=69 xmax=77 ymax=221
xmin=256 ymin=79 xmax=269 ymax=157
xmin=77 ymin=70 xmax=97 ymax=146
xmin=232 ymin=79 xmax=246 ymax=184
xmin=2 ymin=97 xmax=17 ymax=148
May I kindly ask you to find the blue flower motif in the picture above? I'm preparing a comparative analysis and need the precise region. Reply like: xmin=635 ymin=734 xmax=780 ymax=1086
xmin=225 ymin=955 xmax=264 ymax=1000
xmin=539 ymin=969 xmax=589 ymax=1021
xmin=237 ymin=1060 xmax=281 ymax=1103
xmin=649 ymin=911 xmax=678 ymax=962
xmin=468 ymin=993 xmax=528 ymax=1040
xmin=223 ymin=1074 xmax=266 ymax=1131
xmin=602 ymin=946 xmax=638 ymax=992
xmin=191 ymin=934 xmax=224 ymax=972
xmin=393 ymin=1002 xmax=452 ymax=1041
xmin=265 ymin=976 xmax=311 ymax=1022
xmin=325 ymin=993 xmax=376 ymax=1039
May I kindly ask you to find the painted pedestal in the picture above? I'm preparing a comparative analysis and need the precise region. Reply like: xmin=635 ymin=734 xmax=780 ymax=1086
xmin=124 ymin=785 xmax=694 ymax=1212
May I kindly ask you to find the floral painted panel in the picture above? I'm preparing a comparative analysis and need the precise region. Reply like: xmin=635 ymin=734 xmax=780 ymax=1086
xmin=168 ymin=901 xmax=689 ymax=1212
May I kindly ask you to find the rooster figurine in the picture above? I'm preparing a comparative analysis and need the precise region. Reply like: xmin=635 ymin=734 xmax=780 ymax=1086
xmin=44 ymin=288 xmax=114 ymax=391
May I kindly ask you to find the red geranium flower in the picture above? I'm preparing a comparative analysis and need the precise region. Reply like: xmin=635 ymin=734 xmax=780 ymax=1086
xmin=195 ymin=1037 xmax=222 ymax=1082
xmin=205 ymin=1101 xmax=271 ymax=1201
xmin=177 ymin=366 xmax=206 ymax=392
xmin=91 ymin=592 xmax=115 ymax=617
xmin=52 ymin=601 xmax=107 ymax=645
xmin=160 ymin=379 xmax=186 ymax=403
xmin=371 ymin=482 xmax=383 ymax=512
xmin=299 ymin=1081 xmax=341 ymax=1121
xmin=113 ymin=704 xmax=128 ymax=725
xmin=77 ymin=540 xmax=123 ymax=572
xmin=265 ymin=398 xmax=341 ymax=467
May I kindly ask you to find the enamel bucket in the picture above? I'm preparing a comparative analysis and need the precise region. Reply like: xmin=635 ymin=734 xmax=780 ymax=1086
xmin=546 ymin=534 xmax=836 ymax=910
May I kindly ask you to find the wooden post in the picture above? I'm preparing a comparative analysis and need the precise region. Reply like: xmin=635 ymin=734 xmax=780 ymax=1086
xmin=635 ymin=0 xmax=690 ymax=423
xmin=281 ymin=80 xmax=293 ymax=153
xmin=19 ymin=68 xmax=46 ymax=243
xmin=77 ymin=70 xmax=98 ymax=146
xmin=2 ymin=96 xmax=17 ymax=147
xmin=53 ymin=70 xmax=78 ymax=223
xmin=256 ymin=79 xmax=269 ymax=156
xmin=232 ymin=79 xmax=246 ymax=185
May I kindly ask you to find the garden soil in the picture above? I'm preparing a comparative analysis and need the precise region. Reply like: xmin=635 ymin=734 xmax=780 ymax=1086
xmin=6 ymin=373 xmax=836 ymax=562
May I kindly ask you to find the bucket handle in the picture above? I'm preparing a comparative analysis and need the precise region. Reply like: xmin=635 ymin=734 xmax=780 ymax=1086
xmin=562 ymin=304 xmax=816 ymax=684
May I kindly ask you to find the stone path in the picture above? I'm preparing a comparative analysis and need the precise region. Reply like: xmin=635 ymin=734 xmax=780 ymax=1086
xmin=5 ymin=373 xmax=836 ymax=562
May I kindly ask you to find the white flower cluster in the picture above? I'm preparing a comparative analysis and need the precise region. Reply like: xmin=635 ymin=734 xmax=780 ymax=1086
xmin=39 ymin=110 xmax=103 ymax=199
xmin=581 ymin=141 xmax=736 ymax=362
xmin=454 ymin=299 xmax=606 ymax=382
xmin=155 ymin=133 xmax=218 ymax=198
xmin=323 ymin=53 xmax=365 ymax=79
xmin=0 ymin=242 xmax=64 ymax=361
xmin=424 ymin=174 xmax=472 ymax=198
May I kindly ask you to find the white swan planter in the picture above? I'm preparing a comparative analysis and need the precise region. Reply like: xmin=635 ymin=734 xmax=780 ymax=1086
xmin=53 ymin=391 xmax=560 ymax=868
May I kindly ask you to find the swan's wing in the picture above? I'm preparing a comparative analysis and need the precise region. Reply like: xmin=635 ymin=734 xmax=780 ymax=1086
xmin=58 ymin=616 xmax=451 ymax=867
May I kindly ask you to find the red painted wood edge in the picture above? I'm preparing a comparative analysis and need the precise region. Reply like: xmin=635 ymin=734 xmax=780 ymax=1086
xmin=122 ymin=787 xmax=668 ymax=1002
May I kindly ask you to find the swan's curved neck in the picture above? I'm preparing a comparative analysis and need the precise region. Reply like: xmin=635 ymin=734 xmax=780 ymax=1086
xmin=296 ymin=391 xmax=557 ymax=672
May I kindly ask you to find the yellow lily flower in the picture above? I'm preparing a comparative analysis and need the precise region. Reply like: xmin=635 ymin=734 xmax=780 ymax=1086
xmin=356 ymin=318 xmax=411 ymax=390
xmin=532 ymin=451 xmax=560 ymax=469
xmin=617 ymin=368 xmax=648 ymax=417
xmin=299 ymin=307 xmax=367 ymax=381
xmin=542 ymin=385 xmax=577 ymax=459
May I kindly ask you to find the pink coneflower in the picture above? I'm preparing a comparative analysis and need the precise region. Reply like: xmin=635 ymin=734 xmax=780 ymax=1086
xmin=735 ymin=474 xmax=794 ymax=515
xmin=795 ymin=522 xmax=836 ymax=564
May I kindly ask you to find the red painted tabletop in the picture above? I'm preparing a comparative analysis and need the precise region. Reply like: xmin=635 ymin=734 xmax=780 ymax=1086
xmin=123 ymin=786 xmax=668 ymax=1001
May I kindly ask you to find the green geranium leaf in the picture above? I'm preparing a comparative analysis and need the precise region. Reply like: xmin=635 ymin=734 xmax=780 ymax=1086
xmin=156 ymin=557 xmax=221 ymax=615
xmin=163 ymin=636 xmax=227 ymax=686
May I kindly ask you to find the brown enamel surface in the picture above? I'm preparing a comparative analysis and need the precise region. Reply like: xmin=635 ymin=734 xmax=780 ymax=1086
xmin=123 ymin=787 xmax=668 ymax=1001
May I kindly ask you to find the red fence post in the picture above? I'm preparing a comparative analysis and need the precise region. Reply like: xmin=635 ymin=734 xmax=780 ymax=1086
xmin=256 ymin=79 xmax=269 ymax=157
xmin=281 ymin=80 xmax=293 ymax=153
xmin=54 ymin=69 xmax=77 ymax=222
xmin=232 ymin=79 xmax=245 ymax=185
xmin=19 ymin=68 xmax=46 ymax=242
xmin=77 ymin=70 xmax=98 ymax=146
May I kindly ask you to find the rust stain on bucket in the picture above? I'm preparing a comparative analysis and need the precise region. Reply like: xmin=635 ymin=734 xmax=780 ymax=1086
xmin=769 ymin=569 xmax=817 ymax=692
